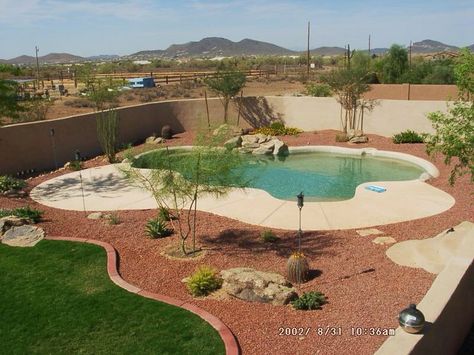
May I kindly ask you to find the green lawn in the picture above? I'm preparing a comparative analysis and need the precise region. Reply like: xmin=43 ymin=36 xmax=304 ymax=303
xmin=0 ymin=240 xmax=224 ymax=355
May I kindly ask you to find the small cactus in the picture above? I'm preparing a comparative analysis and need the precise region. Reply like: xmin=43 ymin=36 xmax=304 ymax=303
xmin=287 ymin=252 xmax=309 ymax=284
xmin=161 ymin=125 xmax=173 ymax=139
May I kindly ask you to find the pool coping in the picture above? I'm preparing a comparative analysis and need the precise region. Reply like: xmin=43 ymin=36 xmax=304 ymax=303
xmin=45 ymin=236 xmax=240 ymax=355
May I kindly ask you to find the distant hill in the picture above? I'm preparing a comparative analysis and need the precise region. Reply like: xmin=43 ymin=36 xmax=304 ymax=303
xmin=87 ymin=54 xmax=120 ymax=61
xmin=468 ymin=44 xmax=474 ymax=51
xmin=130 ymin=37 xmax=295 ymax=58
xmin=2 ymin=38 xmax=472 ymax=64
xmin=411 ymin=39 xmax=459 ymax=53
xmin=310 ymin=46 xmax=345 ymax=56
xmin=3 ymin=53 xmax=84 ymax=65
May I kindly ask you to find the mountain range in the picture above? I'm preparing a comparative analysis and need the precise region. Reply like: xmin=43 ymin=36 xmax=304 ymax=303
xmin=1 ymin=38 xmax=472 ymax=65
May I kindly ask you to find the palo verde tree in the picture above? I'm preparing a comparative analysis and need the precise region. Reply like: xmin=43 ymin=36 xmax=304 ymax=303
xmin=204 ymin=67 xmax=246 ymax=123
xmin=380 ymin=44 xmax=409 ymax=83
xmin=122 ymin=128 xmax=249 ymax=255
xmin=426 ymin=48 xmax=474 ymax=185
xmin=321 ymin=67 xmax=373 ymax=135
xmin=80 ymin=68 xmax=122 ymax=163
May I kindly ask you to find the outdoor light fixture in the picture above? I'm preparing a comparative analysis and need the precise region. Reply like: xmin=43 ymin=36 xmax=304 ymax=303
xmin=75 ymin=150 xmax=87 ymax=216
xmin=297 ymin=192 xmax=304 ymax=252
xmin=50 ymin=128 xmax=58 ymax=169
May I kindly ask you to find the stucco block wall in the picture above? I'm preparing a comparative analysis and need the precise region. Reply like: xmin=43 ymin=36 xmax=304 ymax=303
xmin=365 ymin=84 xmax=458 ymax=101
xmin=2 ymin=97 xmax=448 ymax=175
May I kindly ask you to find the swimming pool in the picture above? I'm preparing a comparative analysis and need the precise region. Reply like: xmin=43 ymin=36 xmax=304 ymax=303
xmin=133 ymin=146 xmax=430 ymax=202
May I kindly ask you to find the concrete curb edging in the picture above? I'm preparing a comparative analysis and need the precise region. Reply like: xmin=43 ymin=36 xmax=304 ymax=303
xmin=45 ymin=236 xmax=240 ymax=355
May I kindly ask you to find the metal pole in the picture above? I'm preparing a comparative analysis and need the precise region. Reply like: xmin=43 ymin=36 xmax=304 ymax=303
xmin=307 ymin=21 xmax=310 ymax=77
xmin=35 ymin=46 xmax=40 ymax=89
xmin=298 ymin=207 xmax=302 ymax=252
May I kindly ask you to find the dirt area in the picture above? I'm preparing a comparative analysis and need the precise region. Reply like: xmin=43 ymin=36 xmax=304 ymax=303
xmin=45 ymin=78 xmax=306 ymax=120
xmin=1 ymin=130 xmax=472 ymax=355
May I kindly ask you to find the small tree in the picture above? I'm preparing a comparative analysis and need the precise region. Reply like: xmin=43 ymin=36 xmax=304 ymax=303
xmin=381 ymin=44 xmax=409 ymax=83
xmin=0 ymin=79 xmax=22 ymax=125
xmin=426 ymin=48 xmax=474 ymax=185
xmin=205 ymin=68 xmax=246 ymax=123
xmin=322 ymin=68 xmax=372 ymax=135
xmin=122 ymin=128 xmax=249 ymax=255
xmin=80 ymin=71 xmax=122 ymax=163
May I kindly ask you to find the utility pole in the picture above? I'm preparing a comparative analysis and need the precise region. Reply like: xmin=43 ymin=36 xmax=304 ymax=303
xmin=307 ymin=21 xmax=310 ymax=77
xmin=409 ymin=40 xmax=412 ymax=68
xmin=368 ymin=34 xmax=371 ymax=69
xmin=35 ymin=46 xmax=40 ymax=89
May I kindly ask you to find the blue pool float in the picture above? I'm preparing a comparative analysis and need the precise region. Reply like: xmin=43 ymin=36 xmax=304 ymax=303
xmin=365 ymin=185 xmax=387 ymax=193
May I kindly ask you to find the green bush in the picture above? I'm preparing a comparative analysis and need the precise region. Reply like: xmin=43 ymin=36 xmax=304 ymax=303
xmin=254 ymin=122 xmax=302 ymax=136
xmin=107 ymin=212 xmax=121 ymax=225
xmin=145 ymin=217 xmax=172 ymax=238
xmin=392 ymin=130 xmax=425 ymax=144
xmin=305 ymin=83 xmax=332 ymax=97
xmin=0 ymin=175 xmax=26 ymax=193
xmin=261 ymin=229 xmax=279 ymax=243
xmin=158 ymin=206 xmax=172 ymax=221
xmin=67 ymin=160 xmax=83 ymax=171
xmin=186 ymin=266 xmax=223 ymax=297
xmin=0 ymin=206 xmax=43 ymax=223
xmin=291 ymin=291 xmax=327 ymax=310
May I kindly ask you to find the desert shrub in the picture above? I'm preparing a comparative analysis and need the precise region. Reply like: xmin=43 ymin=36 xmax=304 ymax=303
xmin=291 ymin=291 xmax=327 ymax=310
xmin=64 ymin=98 xmax=95 ymax=108
xmin=254 ymin=122 xmax=302 ymax=136
xmin=145 ymin=217 xmax=172 ymax=238
xmin=107 ymin=212 xmax=121 ymax=225
xmin=67 ymin=160 xmax=82 ymax=171
xmin=158 ymin=206 xmax=172 ymax=221
xmin=186 ymin=266 xmax=223 ymax=297
xmin=0 ymin=175 xmax=26 ymax=193
xmin=161 ymin=125 xmax=173 ymax=139
xmin=261 ymin=229 xmax=279 ymax=243
xmin=392 ymin=130 xmax=425 ymax=144
xmin=305 ymin=83 xmax=332 ymax=97
xmin=0 ymin=206 xmax=43 ymax=223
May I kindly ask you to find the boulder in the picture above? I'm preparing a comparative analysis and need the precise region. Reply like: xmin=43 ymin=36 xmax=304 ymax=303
xmin=145 ymin=136 xmax=164 ymax=144
xmin=3 ymin=189 xmax=27 ymax=198
xmin=2 ymin=225 xmax=45 ymax=247
xmin=372 ymin=236 xmax=397 ymax=245
xmin=241 ymin=135 xmax=259 ymax=145
xmin=220 ymin=267 xmax=297 ymax=305
xmin=224 ymin=136 xmax=242 ymax=150
xmin=272 ymin=139 xmax=289 ymax=156
xmin=87 ymin=212 xmax=103 ymax=220
xmin=349 ymin=136 xmax=369 ymax=144
xmin=252 ymin=142 xmax=274 ymax=155
xmin=255 ymin=134 xmax=271 ymax=144
xmin=0 ymin=216 xmax=29 ymax=237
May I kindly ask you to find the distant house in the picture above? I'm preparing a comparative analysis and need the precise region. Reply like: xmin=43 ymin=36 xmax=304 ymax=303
xmin=127 ymin=77 xmax=155 ymax=88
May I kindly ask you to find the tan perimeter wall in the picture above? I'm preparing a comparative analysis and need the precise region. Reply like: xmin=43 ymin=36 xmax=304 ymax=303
xmin=1 ymin=97 xmax=448 ymax=174
xmin=365 ymin=84 xmax=458 ymax=101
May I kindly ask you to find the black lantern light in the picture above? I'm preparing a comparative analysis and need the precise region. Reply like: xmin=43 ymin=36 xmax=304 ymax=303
xmin=398 ymin=304 xmax=425 ymax=334
xmin=296 ymin=192 xmax=304 ymax=252
xmin=74 ymin=150 xmax=87 ymax=216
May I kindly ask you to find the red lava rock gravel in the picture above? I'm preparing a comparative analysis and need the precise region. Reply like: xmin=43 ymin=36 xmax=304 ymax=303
xmin=2 ymin=130 xmax=473 ymax=355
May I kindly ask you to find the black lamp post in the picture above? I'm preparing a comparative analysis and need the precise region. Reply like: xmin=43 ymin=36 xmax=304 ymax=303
xmin=50 ymin=128 xmax=58 ymax=169
xmin=297 ymin=192 xmax=304 ymax=252
xmin=75 ymin=150 xmax=87 ymax=216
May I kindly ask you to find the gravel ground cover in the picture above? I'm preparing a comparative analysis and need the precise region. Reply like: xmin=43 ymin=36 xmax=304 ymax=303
xmin=2 ymin=130 xmax=472 ymax=355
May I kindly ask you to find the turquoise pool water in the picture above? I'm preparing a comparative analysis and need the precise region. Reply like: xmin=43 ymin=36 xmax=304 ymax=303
xmin=240 ymin=152 xmax=425 ymax=201
xmin=134 ymin=150 xmax=425 ymax=201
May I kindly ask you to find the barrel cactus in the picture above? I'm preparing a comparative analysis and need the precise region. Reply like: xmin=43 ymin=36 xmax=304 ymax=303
xmin=287 ymin=252 xmax=309 ymax=284
xmin=161 ymin=125 xmax=173 ymax=139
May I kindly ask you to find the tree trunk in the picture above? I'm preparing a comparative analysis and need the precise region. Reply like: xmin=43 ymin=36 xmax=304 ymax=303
xmin=223 ymin=97 xmax=230 ymax=123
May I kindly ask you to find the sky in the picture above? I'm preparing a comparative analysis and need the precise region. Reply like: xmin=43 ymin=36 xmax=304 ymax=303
xmin=0 ymin=0 xmax=473 ymax=58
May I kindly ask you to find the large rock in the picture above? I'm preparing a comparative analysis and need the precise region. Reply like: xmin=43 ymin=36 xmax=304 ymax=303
xmin=241 ymin=135 xmax=259 ymax=145
xmin=272 ymin=139 xmax=289 ymax=156
xmin=0 ymin=216 xmax=29 ymax=237
xmin=349 ymin=136 xmax=369 ymax=144
xmin=224 ymin=136 xmax=242 ymax=150
xmin=252 ymin=141 xmax=275 ymax=155
xmin=145 ymin=136 xmax=164 ymax=144
xmin=220 ymin=267 xmax=297 ymax=305
xmin=2 ymin=225 xmax=45 ymax=247
xmin=87 ymin=212 xmax=103 ymax=220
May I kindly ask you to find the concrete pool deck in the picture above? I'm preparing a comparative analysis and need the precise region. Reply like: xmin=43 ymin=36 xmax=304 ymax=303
xmin=30 ymin=163 xmax=455 ymax=231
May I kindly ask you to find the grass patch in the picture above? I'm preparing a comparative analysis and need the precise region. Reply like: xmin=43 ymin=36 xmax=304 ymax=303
xmin=0 ymin=240 xmax=224 ymax=354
